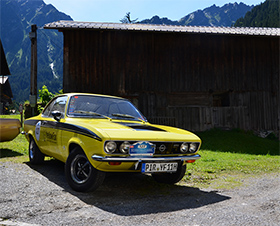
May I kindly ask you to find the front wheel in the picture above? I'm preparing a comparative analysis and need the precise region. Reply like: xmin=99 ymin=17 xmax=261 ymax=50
xmin=65 ymin=147 xmax=106 ymax=192
xmin=152 ymin=162 xmax=186 ymax=184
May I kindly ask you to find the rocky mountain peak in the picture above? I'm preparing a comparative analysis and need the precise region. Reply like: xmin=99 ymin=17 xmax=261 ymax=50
xmin=141 ymin=2 xmax=254 ymax=27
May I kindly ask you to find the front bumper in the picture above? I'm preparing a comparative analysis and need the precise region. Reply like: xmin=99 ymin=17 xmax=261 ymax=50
xmin=92 ymin=154 xmax=201 ymax=171
xmin=92 ymin=154 xmax=201 ymax=162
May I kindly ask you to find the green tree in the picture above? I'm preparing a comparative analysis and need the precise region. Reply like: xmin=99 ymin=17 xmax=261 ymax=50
xmin=234 ymin=0 xmax=280 ymax=27
xmin=38 ymin=85 xmax=55 ymax=112
xmin=120 ymin=12 xmax=138 ymax=24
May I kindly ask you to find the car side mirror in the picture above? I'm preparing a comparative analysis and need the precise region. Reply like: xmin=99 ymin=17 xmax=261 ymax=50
xmin=51 ymin=111 xmax=62 ymax=122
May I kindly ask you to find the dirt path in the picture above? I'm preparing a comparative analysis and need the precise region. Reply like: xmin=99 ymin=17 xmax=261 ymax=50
xmin=0 ymin=160 xmax=279 ymax=226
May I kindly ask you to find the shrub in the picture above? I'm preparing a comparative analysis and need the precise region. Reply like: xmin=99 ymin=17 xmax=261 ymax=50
xmin=38 ymin=85 xmax=55 ymax=113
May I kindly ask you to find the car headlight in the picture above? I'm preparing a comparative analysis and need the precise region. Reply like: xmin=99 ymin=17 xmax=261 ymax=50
xmin=105 ymin=141 xmax=117 ymax=154
xmin=180 ymin=142 xmax=189 ymax=153
xmin=120 ymin=141 xmax=131 ymax=154
xmin=189 ymin=142 xmax=198 ymax=153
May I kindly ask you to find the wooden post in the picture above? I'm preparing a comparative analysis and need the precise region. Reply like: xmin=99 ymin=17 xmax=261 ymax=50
xmin=29 ymin=24 xmax=37 ymax=116
xmin=19 ymin=104 xmax=23 ymax=128
xmin=278 ymin=63 xmax=280 ymax=140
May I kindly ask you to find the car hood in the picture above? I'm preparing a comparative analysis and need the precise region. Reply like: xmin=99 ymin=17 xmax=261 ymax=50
xmin=67 ymin=118 xmax=201 ymax=142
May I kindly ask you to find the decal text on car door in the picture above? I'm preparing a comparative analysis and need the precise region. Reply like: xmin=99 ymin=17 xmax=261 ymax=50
xmin=45 ymin=131 xmax=57 ymax=143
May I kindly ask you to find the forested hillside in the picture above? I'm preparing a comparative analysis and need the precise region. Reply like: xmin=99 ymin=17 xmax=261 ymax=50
xmin=0 ymin=0 xmax=72 ymax=103
xmin=234 ymin=0 xmax=280 ymax=27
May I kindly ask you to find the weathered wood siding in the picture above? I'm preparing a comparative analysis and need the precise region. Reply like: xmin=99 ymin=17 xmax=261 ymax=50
xmin=63 ymin=29 xmax=279 ymax=133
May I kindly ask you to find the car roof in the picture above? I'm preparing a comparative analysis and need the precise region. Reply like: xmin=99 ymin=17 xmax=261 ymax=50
xmin=58 ymin=93 xmax=125 ymax=100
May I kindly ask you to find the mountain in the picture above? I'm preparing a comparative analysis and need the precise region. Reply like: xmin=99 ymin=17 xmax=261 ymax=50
xmin=234 ymin=0 xmax=280 ymax=27
xmin=140 ymin=2 xmax=254 ymax=27
xmin=0 ymin=0 xmax=73 ymax=103
xmin=140 ymin=16 xmax=180 ymax=26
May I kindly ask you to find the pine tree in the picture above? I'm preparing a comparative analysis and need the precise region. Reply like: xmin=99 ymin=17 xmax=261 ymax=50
xmin=234 ymin=0 xmax=280 ymax=27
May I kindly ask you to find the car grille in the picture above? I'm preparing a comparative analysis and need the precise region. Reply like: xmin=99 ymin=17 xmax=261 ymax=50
xmin=104 ymin=141 xmax=200 ymax=155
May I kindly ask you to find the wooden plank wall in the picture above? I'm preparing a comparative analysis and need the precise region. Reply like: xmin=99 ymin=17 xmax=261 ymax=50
xmin=63 ymin=29 xmax=279 ymax=133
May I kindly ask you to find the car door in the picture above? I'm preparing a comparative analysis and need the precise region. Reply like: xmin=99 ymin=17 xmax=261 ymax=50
xmin=40 ymin=95 xmax=68 ymax=159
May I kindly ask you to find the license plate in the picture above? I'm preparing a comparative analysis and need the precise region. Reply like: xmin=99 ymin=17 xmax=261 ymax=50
xmin=141 ymin=162 xmax=178 ymax=173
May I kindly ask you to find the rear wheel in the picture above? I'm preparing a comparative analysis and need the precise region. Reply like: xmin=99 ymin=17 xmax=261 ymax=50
xmin=29 ymin=137 xmax=45 ymax=164
xmin=65 ymin=147 xmax=106 ymax=192
xmin=152 ymin=162 xmax=186 ymax=184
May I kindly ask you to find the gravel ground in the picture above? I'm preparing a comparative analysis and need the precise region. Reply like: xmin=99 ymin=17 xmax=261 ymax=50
xmin=0 ymin=160 xmax=279 ymax=226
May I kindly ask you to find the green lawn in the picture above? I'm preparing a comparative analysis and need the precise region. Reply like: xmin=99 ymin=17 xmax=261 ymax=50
xmin=1 ymin=115 xmax=279 ymax=189
xmin=0 ymin=114 xmax=28 ymax=161
xmin=181 ymin=129 xmax=280 ymax=189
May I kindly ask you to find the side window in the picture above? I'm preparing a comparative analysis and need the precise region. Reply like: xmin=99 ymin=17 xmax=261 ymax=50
xmin=52 ymin=96 xmax=67 ymax=114
xmin=42 ymin=96 xmax=68 ymax=118
xmin=42 ymin=100 xmax=55 ymax=117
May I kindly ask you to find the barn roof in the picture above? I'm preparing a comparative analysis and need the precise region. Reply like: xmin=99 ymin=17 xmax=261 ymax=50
xmin=44 ymin=20 xmax=280 ymax=37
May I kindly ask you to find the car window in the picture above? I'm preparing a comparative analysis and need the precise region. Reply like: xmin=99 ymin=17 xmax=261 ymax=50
xmin=68 ymin=96 xmax=104 ymax=115
xmin=108 ymin=102 xmax=141 ymax=117
xmin=67 ymin=95 xmax=146 ymax=121
xmin=42 ymin=99 xmax=55 ymax=117
xmin=42 ymin=96 xmax=68 ymax=118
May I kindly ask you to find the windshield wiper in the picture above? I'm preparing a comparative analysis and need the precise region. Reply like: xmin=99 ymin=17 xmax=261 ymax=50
xmin=74 ymin=110 xmax=111 ymax=120
xmin=111 ymin=113 xmax=145 ymax=122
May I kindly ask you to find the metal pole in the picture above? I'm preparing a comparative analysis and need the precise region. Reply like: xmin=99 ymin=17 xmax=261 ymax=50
xmin=29 ymin=24 xmax=37 ymax=116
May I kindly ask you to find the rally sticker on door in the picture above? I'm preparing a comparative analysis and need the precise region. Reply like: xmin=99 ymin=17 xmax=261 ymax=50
xmin=35 ymin=121 xmax=41 ymax=141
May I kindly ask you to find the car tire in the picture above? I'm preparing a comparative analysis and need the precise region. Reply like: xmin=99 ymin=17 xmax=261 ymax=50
xmin=65 ymin=147 xmax=106 ymax=192
xmin=29 ymin=137 xmax=45 ymax=164
xmin=152 ymin=162 xmax=186 ymax=184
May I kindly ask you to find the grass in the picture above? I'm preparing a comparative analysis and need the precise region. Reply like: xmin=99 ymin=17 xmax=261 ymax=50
xmin=180 ymin=129 xmax=280 ymax=189
xmin=197 ymin=128 xmax=279 ymax=156
xmin=182 ymin=150 xmax=279 ymax=189
xmin=0 ymin=114 xmax=23 ymax=119
xmin=0 ymin=114 xmax=28 ymax=161
xmin=1 ymin=116 xmax=279 ymax=189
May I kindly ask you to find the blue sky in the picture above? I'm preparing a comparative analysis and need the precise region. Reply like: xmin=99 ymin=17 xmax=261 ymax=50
xmin=44 ymin=0 xmax=264 ymax=22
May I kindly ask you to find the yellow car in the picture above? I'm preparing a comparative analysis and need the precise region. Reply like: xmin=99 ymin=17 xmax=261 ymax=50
xmin=24 ymin=93 xmax=201 ymax=192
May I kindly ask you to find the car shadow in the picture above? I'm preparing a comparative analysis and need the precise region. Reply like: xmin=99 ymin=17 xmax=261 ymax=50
xmin=26 ymin=159 xmax=231 ymax=216
xmin=0 ymin=148 xmax=23 ymax=158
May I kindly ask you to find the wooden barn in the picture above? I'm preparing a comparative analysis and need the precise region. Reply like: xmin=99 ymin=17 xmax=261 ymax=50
xmin=44 ymin=21 xmax=280 ymax=135
xmin=0 ymin=39 xmax=12 ymax=114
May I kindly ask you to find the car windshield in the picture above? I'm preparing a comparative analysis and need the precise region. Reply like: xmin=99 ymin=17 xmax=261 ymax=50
xmin=67 ymin=95 xmax=147 ymax=122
